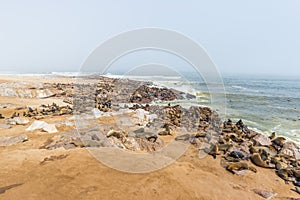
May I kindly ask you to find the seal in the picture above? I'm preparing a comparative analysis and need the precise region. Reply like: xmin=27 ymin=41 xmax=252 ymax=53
xmin=250 ymin=153 xmax=275 ymax=168
xmin=276 ymin=169 xmax=294 ymax=183
xmin=269 ymin=132 xmax=276 ymax=140
xmin=218 ymin=144 xmax=233 ymax=153
xmin=226 ymin=162 xmax=257 ymax=173
xmin=291 ymin=187 xmax=300 ymax=195
xmin=158 ymin=123 xmax=172 ymax=136
xmin=272 ymin=137 xmax=286 ymax=147
xmin=209 ymin=144 xmax=219 ymax=159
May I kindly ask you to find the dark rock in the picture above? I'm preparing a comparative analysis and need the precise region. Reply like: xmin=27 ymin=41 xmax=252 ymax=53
xmin=229 ymin=151 xmax=245 ymax=159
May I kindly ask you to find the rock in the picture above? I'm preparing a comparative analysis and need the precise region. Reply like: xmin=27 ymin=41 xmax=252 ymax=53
xmin=91 ymin=108 xmax=103 ymax=118
xmin=252 ymin=134 xmax=272 ymax=146
xmin=134 ymin=109 xmax=148 ymax=125
xmin=175 ymin=134 xmax=192 ymax=141
xmin=36 ymin=89 xmax=55 ymax=98
xmin=26 ymin=120 xmax=49 ymax=131
xmin=279 ymin=142 xmax=300 ymax=160
xmin=229 ymin=151 xmax=245 ymax=159
xmin=146 ymin=114 xmax=158 ymax=123
xmin=136 ymin=137 xmax=164 ymax=152
xmin=108 ymin=137 xmax=126 ymax=149
xmin=0 ymin=124 xmax=11 ymax=129
xmin=123 ymin=137 xmax=140 ymax=151
xmin=232 ymin=170 xmax=255 ymax=176
xmin=13 ymin=117 xmax=29 ymax=125
xmin=5 ymin=118 xmax=17 ymax=125
xmin=252 ymin=189 xmax=277 ymax=199
xmin=42 ymin=124 xmax=58 ymax=133
xmin=63 ymin=143 xmax=76 ymax=150
xmin=82 ymin=140 xmax=107 ymax=147
xmin=0 ymin=134 xmax=28 ymax=146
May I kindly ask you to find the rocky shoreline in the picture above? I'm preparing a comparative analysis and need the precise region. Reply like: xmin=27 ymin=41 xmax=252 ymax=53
xmin=0 ymin=74 xmax=300 ymax=199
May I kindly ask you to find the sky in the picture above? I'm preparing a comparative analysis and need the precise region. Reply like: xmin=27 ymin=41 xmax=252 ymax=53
xmin=0 ymin=0 xmax=300 ymax=77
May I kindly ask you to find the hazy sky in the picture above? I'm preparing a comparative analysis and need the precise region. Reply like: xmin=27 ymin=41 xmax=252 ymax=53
xmin=0 ymin=0 xmax=299 ymax=77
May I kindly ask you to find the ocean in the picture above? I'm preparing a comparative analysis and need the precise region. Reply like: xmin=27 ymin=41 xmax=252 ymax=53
xmin=142 ymin=74 xmax=300 ymax=144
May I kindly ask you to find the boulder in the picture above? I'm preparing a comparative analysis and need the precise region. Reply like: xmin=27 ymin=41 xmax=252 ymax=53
xmin=35 ymin=89 xmax=55 ymax=98
xmin=42 ymin=124 xmax=58 ymax=133
xmin=91 ymin=108 xmax=103 ymax=118
xmin=279 ymin=142 xmax=300 ymax=160
xmin=0 ymin=134 xmax=28 ymax=146
xmin=13 ymin=117 xmax=30 ymax=125
xmin=0 ymin=124 xmax=11 ymax=129
xmin=26 ymin=120 xmax=48 ymax=131
xmin=123 ymin=137 xmax=141 ymax=151
xmin=252 ymin=134 xmax=272 ymax=146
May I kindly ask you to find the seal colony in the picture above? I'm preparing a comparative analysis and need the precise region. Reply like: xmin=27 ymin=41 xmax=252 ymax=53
xmin=0 ymin=74 xmax=300 ymax=199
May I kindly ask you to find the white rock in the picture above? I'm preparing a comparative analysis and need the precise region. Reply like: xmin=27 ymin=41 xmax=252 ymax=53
xmin=0 ymin=124 xmax=11 ymax=129
xmin=13 ymin=117 xmax=30 ymax=125
xmin=146 ymin=114 xmax=158 ymax=122
xmin=134 ymin=109 xmax=149 ymax=126
xmin=36 ymin=89 xmax=55 ymax=98
xmin=92 ymin=108 xmax=103 ymax=118
xmin=252 ymin=134 xmax=272 ymax=146
xmin=5 ymin=118 xmax=16 ymax=125
xmin=42 ymin=124 xmax=58 ymax=133
xmin=26 ymin=120 xmax=48 ymax=131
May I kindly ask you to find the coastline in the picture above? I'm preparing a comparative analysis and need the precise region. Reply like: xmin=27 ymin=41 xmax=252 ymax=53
xmin=0 ymin=74 xmax=300 ymax=199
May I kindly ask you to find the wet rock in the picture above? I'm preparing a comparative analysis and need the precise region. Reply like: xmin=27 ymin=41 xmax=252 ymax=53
xmin=0 ymin=134 xmax=28 ymax=146
xmin=252 ymin=134 xmax=272 ymax=146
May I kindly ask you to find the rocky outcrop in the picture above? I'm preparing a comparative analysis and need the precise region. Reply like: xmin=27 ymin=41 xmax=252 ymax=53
xmin=0 ymin=81 xmax=73 ymax=99
xmin=26 ymin=120 xmax=58 ymax=133
xmin=0 ymin=134 xmax=28 ymax=146
xmin=6 ymin=117 xmax=29 ymax=125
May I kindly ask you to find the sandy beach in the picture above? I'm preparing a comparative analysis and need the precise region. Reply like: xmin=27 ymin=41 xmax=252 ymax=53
xmin=0 ymin=75 xmax=299 ymax=200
